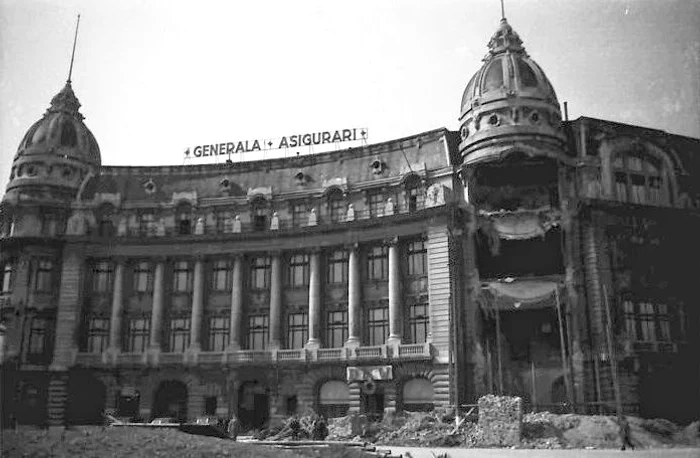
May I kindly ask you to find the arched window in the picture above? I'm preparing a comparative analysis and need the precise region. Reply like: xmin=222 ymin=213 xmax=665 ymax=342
xmin=318 ymin=380 xmax=350 ymax=418
xmin=402 ymin=378 xmax=434 ymax=412
xmin=251 ymin=197 xmax=268 ymax=231
xmin=326 ymin=188 xmax=345 ymax=223
xmin=613 ymin=152 xmax=669 ymax=206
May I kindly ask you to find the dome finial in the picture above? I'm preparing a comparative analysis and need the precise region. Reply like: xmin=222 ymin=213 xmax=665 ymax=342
xmin=67 ymin=14 xmax=81 ymax=83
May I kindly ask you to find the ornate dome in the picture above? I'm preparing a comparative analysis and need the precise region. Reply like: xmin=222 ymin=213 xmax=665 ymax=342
xmin=4 ymin=82 xmax=101 ymax=203
xmin=458 ymin=19 xmax=565 ymax=164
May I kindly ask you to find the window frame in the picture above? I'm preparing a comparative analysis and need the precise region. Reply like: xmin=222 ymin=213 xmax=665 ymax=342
xmin=366 ymin=245 xmax=388 ymax=281
xmin=91 ymin=260 xmax=114 ymax=294
xmin=211 ymin=259 xmax=232 ymax=291
xmin=287 ymin=253 xmax=310 ymax=287
xmin=85 ymin=316 xmax=110 ymax=353
xmin=34 ymin=259 xmax=54 ymax=293
xmin=286 ymin=311 xmax=308 ymax=349
xmin=327 ymin=249 xmax=349 ymax=284
xmin=406 ymin=239 xmax=427 ymax=277
xmin=367 ymin=302 xmax=389 ymax=346
xmin=132 ymin=261 xmax=153 ymax=293
xmin=408 ymin=299 xmax=429 ymax=344
xmin=325 ymin=308 xmax=348 ymax=348
xmin=613 ymin=153 xmax=668 ymax=206
xmin=125 ymin=315 xmax=151 ymax=353
xmin=207 ymin=313 xmax=230 ymax=351
xmin=250 ymin=256 xmax=271 ymax=290
xmin=1 ymin=261 xmax=13 ymax=293
xmin=172 ymin=260 xmax=194 ymax=293
xmin=246 ymin=313 xmax=269 ymax=350
xmin=168 ymin=316 xmax=191 ymax=352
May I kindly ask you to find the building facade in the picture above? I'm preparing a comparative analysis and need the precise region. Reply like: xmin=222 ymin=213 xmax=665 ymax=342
xmin=1 ymin=18 xmax=699 ymax=427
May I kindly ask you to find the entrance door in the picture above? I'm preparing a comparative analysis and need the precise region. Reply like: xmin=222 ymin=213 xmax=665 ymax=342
xmin=152 ymin=380 xmax=188 ymax=421
xmin=361 ymin=393 xmax=384 ymax=422
xmin=238 ymin=381 xmax=269 ymax=430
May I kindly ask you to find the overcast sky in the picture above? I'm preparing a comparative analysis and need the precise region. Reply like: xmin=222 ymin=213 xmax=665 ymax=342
xmin=1 ymin=0 xmax=699 ymax=189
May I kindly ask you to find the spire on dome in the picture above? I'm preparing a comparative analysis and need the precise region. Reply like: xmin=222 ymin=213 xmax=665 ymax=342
xmin=486 ymin=18 xmax=525 ymax=56
xmin=47 ymin=81 xmax=84 ymax=120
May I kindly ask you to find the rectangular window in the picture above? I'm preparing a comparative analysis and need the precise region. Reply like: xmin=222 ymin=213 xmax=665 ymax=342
xmin=172 ymin=261 xmax=193 ymax=293
xmin=408 ymin=301 xmax=429 ymax=344
xmin=368 ymin=192 xmax=384 ymax=218
xmin=648 ymin=176 xmax=662 ymax=205
xmin=168 ymin=317 xmax=191 ymax=352
xmin=28 ymin=316 xmax=50 ymax=358
xmin=246 ymin=314 xmax=269 ymax=350
xmin=367 ymin=304 xmax=389 ymax=346
xmin=366 ymin=245 xmax=388 ymax=281
xmin=656 ymin=303 xmax=671 ymax=341
xmin=125 ymin=317 xmax=150 ymax=352
xmin=288 ymin=254 xmax=310 ymax=287
xmin=250 ymin=257 xmax=271 ymax=290
xmin=639 ymin=301 xmax=656 ymax=341
xmin=34 ymin=259 xmax=54 ymax=292
xmin=1 ymin=261 xmax=13 ymax=293
xmin=327 ymin=249 xmax=348 ymax=284
xmin=216 ymin=211 xmax=233 ymax=233
xmin=86 ymin=317 xmax=110 ymax=353
xmin=92 ymin=260 xmax=113 ymax=293
xmin=615 ymin=172 xmax=628 ymax=203
xmin=407 ymin=239 xmax=427 ymax=276
xmin=208 ymin=315 xmax=230 ymax=351
xmin=326 ymin=309 xmax=348 ymax=348
xmin=407 ymin=186 xmax=424 ymax=212
xmin=286 ymin=312 xmax=308 ymax=349
xmin=132 ymin=262 xmax=153 ymax=293
xmin=329 ymin=198 xmax=345 ymax=223
xmin=211 ymin=260 xmax=231 ymax=291
xmin=630 ymin=174 xmax=646 ymax=204
xmin=253 ymin=206 xmax=267 ymax=232
xmin=292 ymin=203 xmax=308 ymax=228
xmin=139 ymin=213 xmax=157 ymax=236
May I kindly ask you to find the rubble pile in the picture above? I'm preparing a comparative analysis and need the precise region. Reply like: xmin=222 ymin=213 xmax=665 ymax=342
xmin=477 ymin=394 xmax=523 ymax=447
xmin=265 ymin=413 xmax=330 ymax=441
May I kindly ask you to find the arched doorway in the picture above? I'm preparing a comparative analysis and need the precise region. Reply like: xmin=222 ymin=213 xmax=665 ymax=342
xmin=238 ymin=381 xmax=269 ymax=430
xmin=152 ymin=380 xmax=188 ymax=421
xmin=67 ymin=372 xmax=106 ymax=424
xmin=402 ymin=378 xmax=434 ymax=412
xmin=317 ymin=380 xmax=350 ymax=418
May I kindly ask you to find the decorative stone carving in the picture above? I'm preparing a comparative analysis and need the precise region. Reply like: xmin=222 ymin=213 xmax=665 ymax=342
xmin=117 ymin=217 xmax=128 ymax=236
xmin=143 ymin=179 xmax=157 ymax=195
xmin=194 ymin=217 xmax=205 ymax=235
xmin=384 ymin=198 xmax=395 ymax=216
xmin=156 ymin=218 xmax=166 ymax=236
xmin=93 ymin=192 xmax=121 ymax=208
xmin=232 ymin=215 xmax=242 ymax=233
xmin=425 ymin=184 xmax=447 ymax=207
xmin=270 ymin=212 xmax=279 ymax=230
xmin=307 ymin=208 xmax=317 ymax=226
xmin=66 ymin=210 xmax=88 ymax=235
xmin=172 ymin=191 xmax=198 ymax=206
xmin=370 ymin=158 xmax=386 ymax=175
xmin=346 ymin=204 xmax=355 ymax=222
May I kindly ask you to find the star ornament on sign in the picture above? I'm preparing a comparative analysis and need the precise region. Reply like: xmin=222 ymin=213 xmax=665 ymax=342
xmin=361 ymin=130 xmax=367 ymax=138
xmin=184 ymin=148 xmax=191 ymax=157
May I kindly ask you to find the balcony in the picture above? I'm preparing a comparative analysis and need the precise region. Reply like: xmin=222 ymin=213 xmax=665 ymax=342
xmin=354 ymin=345 xmax=386 ymax=359
xmin=160 ymin=352 xmax=184 ymax=365
xmin=197 ymin=351 xmax=226 ymax=364
xmin=317 ymin=347 xmax=348 ymax=361
xmin=395 ymin=342 xmax=432 ymax=360
xmin=117 ymin=352 xmax=145 ymax=366
xmin=74 ymin=352 xmax=103 ymax=367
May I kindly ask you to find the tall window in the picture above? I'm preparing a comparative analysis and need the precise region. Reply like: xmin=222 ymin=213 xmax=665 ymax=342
xmin=41 ymin=213 xmax=60 ymax=236
xmin=326 ymin=309 xmax=348 ymax=348
xmin=286 ymin=312 xmax=308 ymax=349
xmin=288 ymin=254 xmax=310 ymax=287
xmin=327 ymin=250 xmax=348 ymax=284
xmin=208 ymin=314 xmax=230 ymax=351
xmin=172 ymin=261 xmax=193 ymax=293
xmin=329 ymin=194 xmax=345 ymax=223
xmin=252 ymin=201 xmax=267 ymax=231
xmin=216 ymin=210 xmax=233 ymax=233
xmin=407 ymin=184 xmax=424 ymax=212
xmin=292 ymin=203 xmax=308 ymax=228
xmin=139 ymin=213 xmax=157 ymax=236
xmin=613 ymin=153 xmax=667 ymax=206
xmin=27 ymin=316 xmax=50 ymax=360
xmin=250 ymin=257 xmax=271 ymax=289
xmin=407 ymin=239 xmax=427 ymax=276
xmin=86 ymin=317 xmax=110 ymax=353
xmin=211 ymin=260 xmax=231 ymax=291
xmin=622 ymin=298 xmax=672 ymax=342
xmin=34 ymin=259 xmax=54 ymax=292
xmin=367 ymin=304 xmax=389 ymax=346
xmin=125 ymin=317 xmax=150 ymax=352
xmin=92 ymin=260 xmax=113 ymax=293
xmin=168 ymin=317 xmax=191 ymax=352
xmin=177 ymin=206 xmax=192 ymax=235
xmin=246 ymin=314 xmax=269 ymax=350
xmin=366 ymin=245 xmax=388 ymax=281
xmin=408 ymin=300 xmax=429 ymax=344
xmin=368 ymin=192 xmax=384 ymax=218
xmin=132 ymin=262 xmax=153 ymax=293
xmin=1 ymin=261 xmax=12 ymax=293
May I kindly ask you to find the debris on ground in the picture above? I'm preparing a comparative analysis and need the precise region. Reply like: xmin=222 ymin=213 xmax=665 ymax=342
xmin=477 ymin=394 xmax=523 ymax=447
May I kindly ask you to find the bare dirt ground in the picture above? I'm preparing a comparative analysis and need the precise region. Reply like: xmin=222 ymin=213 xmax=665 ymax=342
xmin=1 ymin=426 xmax=369 ymax=458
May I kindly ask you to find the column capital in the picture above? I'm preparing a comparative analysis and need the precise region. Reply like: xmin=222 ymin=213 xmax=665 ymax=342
xmin=383 ymin=236 xmax=400 ymax=247
xmin=343 ymin=242 xmax=360 ymax=252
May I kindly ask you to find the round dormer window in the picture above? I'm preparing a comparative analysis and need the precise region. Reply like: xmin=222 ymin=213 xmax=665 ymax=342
xmin=488 ymin=114 xmax=500 ymax=126
xmin=530 ymin=111 xmax=540 ymax=124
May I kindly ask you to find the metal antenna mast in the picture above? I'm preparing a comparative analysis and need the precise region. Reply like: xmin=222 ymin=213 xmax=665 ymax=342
xmin=500 ymin=0 xmax=506 ymax=19
xmin=67 ymin=14 xmax=81 ymax=83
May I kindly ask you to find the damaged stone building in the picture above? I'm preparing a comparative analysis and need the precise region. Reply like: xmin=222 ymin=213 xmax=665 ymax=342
xmin=1 ymin=18 xmax=698 ymax=428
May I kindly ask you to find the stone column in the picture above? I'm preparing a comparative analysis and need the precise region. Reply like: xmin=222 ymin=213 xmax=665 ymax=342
xmin=269 ymin=253 xmax=282 ymax=349
xmin=149 ymin=260 xmax=165 ymax=350
xmin=306 ymin=250 xmax=321 ymax=349
xmin=189 ymin=258 xmax=205 ymax=351
xmin=228 ymin=256 xmax=243 ymax=351
xmin=107 ymin=259 xmax=126 ymax=354
xmin=387 ymin=238 xmax=402 ymax=346
xmin=346 ymin=244 xmax=361 ymax=348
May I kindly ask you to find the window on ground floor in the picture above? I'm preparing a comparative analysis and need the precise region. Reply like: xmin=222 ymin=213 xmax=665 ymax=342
xmin=408 ymin=299 xmax=429 ymax=344
xmin=402 ymin=378 xmax=434 ymax=412
xmin=318 ymin=380 xmax=350 ymax=418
